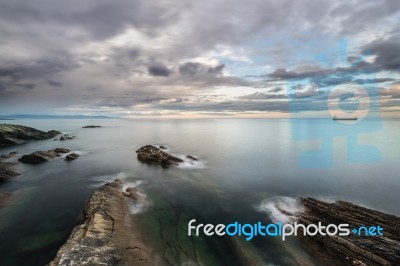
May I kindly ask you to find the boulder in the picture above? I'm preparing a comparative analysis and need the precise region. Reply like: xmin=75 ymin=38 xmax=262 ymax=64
xmin=49 ymin=180 xmax=153 ymax=266
xmin=136 ymin=145 xmax=183 ymax=166
xmin=297 ymin=197 xmax=400 ymax=266
xmin=65 ymin=153 xmax=79 ymax=162
xmin=0 ymin=124 xmax=60 ymax=147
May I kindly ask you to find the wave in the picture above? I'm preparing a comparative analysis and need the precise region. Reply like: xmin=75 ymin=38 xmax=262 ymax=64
xmin=176 ymin=155 xmax=207 ymax=169
xmin=127 ymin=192 xmax=151 ymax=215
xmin=89 ymin=172 xmax=129 ymax=187
xmin=256 ymin=196 xmax=303 ymax=223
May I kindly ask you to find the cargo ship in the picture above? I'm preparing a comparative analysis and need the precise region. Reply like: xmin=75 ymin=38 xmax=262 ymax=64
xmin=333 ymin=116 xmax=357 ymax=121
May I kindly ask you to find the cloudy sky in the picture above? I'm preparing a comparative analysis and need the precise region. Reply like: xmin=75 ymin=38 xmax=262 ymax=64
xmin=0 ymin=0 xmax=399 ymax=118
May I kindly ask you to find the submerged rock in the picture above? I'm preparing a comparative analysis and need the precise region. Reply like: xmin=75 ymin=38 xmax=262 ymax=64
xmin=49 ymin=179 xmax=153 ymax=266
xmin=59 ymin=134 xmax=75 ymax=141
xmin=136 ymin=145 xmax=183 ymax=166
xmin=18 ymin=148 xmax=71 ymax=164
xmin=0 ymin=124 xmax=60 ymax=146
xmin=298 ymin=197 xmax=400 ymax=266
xmin=65 ymin=153 xmax=79 ymax=162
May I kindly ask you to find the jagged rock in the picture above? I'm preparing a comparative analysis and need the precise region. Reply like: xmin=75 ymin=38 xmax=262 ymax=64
xmin=65 ymin=153 xmax=79 ymax=162
xmin=136 ymin=145 xmax=183 ymax=166
xmin=59 ymin=134 xmax=74 ymax=141
xmin=82 ymin=125 xmax=101 ymax=128
xmin=0 ymin=124 xmax=60 ymax=146
xmin=186 ymin=155 xmax=198 ymax=161
xmin=159 ymin=145 xmax=166 ymax=150
xmin=0 ymin=151 xmax=19 ymax=182
xmin=18 ymin=148 xmax=70 ymax=164
xmin=49 ymin=180 xmax=153 ymax=266
xmin=297 ymin=197 xmax=400 ymax=266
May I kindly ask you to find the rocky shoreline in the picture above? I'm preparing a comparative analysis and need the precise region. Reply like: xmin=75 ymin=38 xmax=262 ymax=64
xmin=0 ymin=124 xmax=60 ymax=146
xmin=49 ymin=179 xmax=153 ymax=266
xmin=297 ymin=197 xmax=400 ymax=266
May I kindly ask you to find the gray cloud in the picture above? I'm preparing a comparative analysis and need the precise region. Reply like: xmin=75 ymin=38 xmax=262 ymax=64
xmin=179 ymin=62 xmax=225 ymax=77
xmin=148 ymin=63 xmax=171 ymax=77
xmin=0 ymin=0 xmax=399 ymax=115
xmin=363 ymin=34 xmax=400 ymax=72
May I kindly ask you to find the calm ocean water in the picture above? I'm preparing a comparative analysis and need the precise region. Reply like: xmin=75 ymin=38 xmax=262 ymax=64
xmin=0 ymin=118 xmax=399 ymax=265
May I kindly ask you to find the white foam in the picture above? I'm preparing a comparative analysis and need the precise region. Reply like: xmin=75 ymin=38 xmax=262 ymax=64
xmin=123 ymin=183 xmax=150 ymax=214
xmin=127 ymin=196 xmax=151 ymax=214
xmin=73 ymin=150 xmax=89 ymax=156
xmin=256 ymin=196 xmax=303 ymax=223
xmin=176 ymin=155 xmax=207 ymax=169
xmin=89 ymin=172 xmax=129 ymax=187
xmin=122 ymin=180 xmax=143 ymax=191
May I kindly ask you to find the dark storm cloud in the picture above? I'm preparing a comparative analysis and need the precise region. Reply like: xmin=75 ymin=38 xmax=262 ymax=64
xmin=148 ymin=63 xmax=171 ymax=77
xmin=0 ymin=57 xmax=78 ymax=81
xmin=362 ymin=34 xmax=400 ymax=72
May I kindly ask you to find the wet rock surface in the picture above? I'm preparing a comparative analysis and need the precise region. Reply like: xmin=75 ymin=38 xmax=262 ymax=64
xmin=0 ymin=124 xmax=60 ymax=146
xmin=18 ymin=148 xmax=72 ymax=164
xmin=0 ymin=151 xmax=19 ymax=182
xmin=65 ymin=153 xmax=79 ymax=162
xmin=298 ymin=197 xmax=400 ymax=266
xmin=49 ymin=179 xmax=153 ymax=266
xmin=136 ymin=145 xmax=183 ymax=166
xmin=59 ymin=134 xmax=75 ymax=141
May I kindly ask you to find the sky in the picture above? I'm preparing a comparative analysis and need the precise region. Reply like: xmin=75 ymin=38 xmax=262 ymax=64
xmin=0 ymin=0 xmax=399 ymax=118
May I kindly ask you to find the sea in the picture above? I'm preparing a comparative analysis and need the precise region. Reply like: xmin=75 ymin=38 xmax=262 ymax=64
xmin=0 ymin=118 xmax=399 ymax=265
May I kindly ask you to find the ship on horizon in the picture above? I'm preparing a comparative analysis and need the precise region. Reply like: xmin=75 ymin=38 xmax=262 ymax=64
xmin=333 ymin=116 xmax=358 ymax=121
